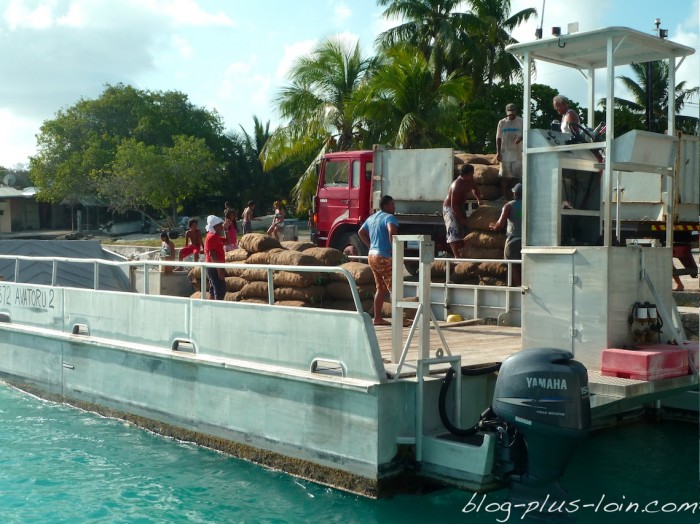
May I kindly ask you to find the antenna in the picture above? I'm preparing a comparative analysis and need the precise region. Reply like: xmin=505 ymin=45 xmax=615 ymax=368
xmin=535 ymin=0 xmax=546 ymax=39
xmin=3 ymin=174 xmax=16 ymax=187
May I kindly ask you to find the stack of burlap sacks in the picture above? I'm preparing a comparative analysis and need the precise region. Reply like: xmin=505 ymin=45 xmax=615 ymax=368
xmin=454 ymin=152 xmax=501 ymax=201
xmin=188 ymin=233 xmax=415 ymax=320
xmin=445 ymin=152 xmax=509 ymax=286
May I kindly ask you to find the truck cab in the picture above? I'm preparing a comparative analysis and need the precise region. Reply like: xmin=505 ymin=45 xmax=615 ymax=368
xmin=312 ymin=150 xmax=373 ymax=253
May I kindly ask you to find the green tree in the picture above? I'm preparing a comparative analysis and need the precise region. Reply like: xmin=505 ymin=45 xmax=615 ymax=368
xmin=262 ymin=37 xmax=379 ymax=210
xmin=375 ymin=0 xmax=477 ymax=87
xmin=614 ymin=61 xmax=699 ymax=134
xmin=225 ymin=117 xmax=301 ymax=215
xmin=30 ymin=84 xmax=228 ymax=220
xmin=464 ymin=0 xmax=536 ymax=92
xmin=102 ymin=136 xmax=220 ymax=225
xmin=360 ymin=45 xmax=472 ymax=148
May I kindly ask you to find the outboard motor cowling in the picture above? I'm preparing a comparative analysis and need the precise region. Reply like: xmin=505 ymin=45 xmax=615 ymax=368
xmin=492 ymin=348 xmax=591 ymax=490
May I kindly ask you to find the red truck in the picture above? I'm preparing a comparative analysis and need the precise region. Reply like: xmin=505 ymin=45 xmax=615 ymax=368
xmin=311 ymin=146 xmax=457 ymax=255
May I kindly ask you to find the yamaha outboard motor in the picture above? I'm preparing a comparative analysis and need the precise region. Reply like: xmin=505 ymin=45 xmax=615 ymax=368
xmin=492 ymin=348 xmax=590 ymax=496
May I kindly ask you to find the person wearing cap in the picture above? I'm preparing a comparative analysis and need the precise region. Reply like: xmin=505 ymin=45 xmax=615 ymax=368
xmin=204 ymin=215 xmax=226 ymax=300
xmin=490 ymin=183 xmax=523 ymax=286
xmin=496 ymin=103 xmax=523 ymax=200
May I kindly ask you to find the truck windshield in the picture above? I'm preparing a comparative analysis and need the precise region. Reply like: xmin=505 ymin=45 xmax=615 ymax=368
xmin=324 ymin=161 xmax=349 ymax=187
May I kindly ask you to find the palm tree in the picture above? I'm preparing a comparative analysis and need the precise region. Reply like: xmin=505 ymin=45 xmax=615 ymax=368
xmin=375 ymin=0 xmax=478 ymax=87
xmin=359 ymin=45 xmax=471 ymax=148
xmin=261 ymin=37 xmax=379 ymax=210
xmin=464 ymin=0 xmax=537 ymax=92
xmin=266 ymin=37 xmax=379 ymax=156
xmin=614 ymin=61 xmax=699 ymax=133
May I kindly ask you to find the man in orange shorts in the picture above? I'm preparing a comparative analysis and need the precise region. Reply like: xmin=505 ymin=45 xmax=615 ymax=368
xmin=358 ymin=195 xmax=399 ymax=326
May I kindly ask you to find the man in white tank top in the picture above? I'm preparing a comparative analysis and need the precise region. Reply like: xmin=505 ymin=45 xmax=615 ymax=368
xmin=553 ymin=95 xmax=580 ymax=134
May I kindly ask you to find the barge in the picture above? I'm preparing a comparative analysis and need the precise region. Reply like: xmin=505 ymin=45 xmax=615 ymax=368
xmin=0 ymin=25 xmax=697 ymax=498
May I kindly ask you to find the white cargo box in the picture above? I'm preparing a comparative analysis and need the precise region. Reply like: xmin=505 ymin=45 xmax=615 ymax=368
xmin=612 ymin=130 xmax=675 ymax=172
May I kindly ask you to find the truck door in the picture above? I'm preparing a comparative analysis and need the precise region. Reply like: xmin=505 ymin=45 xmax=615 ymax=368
xmin=347 ymin=159 xmax=367 ymax=222
xmin=317 ymin=159 xmax=350 ymax=236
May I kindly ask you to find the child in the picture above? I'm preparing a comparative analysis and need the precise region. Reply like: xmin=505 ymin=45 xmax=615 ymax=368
xmin=242 ymin=201 xmax=256 ymax=235
xmin=178 ymin=218 xmax=204 ymax=263
xmin=267 ymin=200 xmax=286 ymax=240
xmin=160 ymin=232 xmax=176 ymax=273
xmin=223 ymin=208 xmax=238 ymax=251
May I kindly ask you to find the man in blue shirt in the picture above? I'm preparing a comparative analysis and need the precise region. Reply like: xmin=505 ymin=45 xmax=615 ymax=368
xmin=358 ymin=195 xmax=399 ymax=326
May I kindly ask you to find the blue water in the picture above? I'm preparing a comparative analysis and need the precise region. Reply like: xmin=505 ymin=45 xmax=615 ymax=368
xmin=0 ymin=383 xmax=697 ymax=524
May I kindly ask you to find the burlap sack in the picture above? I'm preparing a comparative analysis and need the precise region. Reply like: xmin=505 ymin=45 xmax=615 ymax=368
xmin=275 ymin=300 xmax=315 ymax=308
xmin=239 ymin=281 xmax=269 ymax=299
xmin=224 ymin=291 xmax=240 ymax=302
xmin=281 ymin=241 xmax=316 ymax=251
xmin=479 ymin=262 xmax=508 ymax=279
xmin=329 ymin=262 xmax=375 ymax=284
xmin=465 ymin=206 xmax=502 ymax=231
xmin=302 ymin=247 xmax=344 ymax=266
xmin=463 ymin=231 xmax=506 ymax=250
xmin=270 ymin=250 xmax=319 ymax=266
xmin=225 ymin=276 xmax=247 ymax=292
xmin=225 ymin=264 xmax=248 ymax=277
xmin=454 ymin=153 xmax=494 ymax=166
xmin=225 ymin=248 xmax=249 ymax=263
xmin=380 ymin=296 xmax=419 ymax=320
xmin=241 ymin=268 xmax=269 ymax=282
xmin=188 ymin=266 xmax=201 ymax=280
xmin=246 ymin=248 xmax=285 ymax=265
xmin=273 ymin=271 xmax=326 ymax=288
xmin=472 ymin=164 xmax=501 ymax=186
xmin=480 ymin=276 xmax=506 ymax=286
xmin=451 ymin=262 xmax=480 ymax=283
xmin=274 ymin=286 xmax=326 ymax=304
xmin=459 ymin=245 xmax=504 ymax=260
xmin=477 ymin=184 xmax=502 ymax=201
xmin=431 ymin=260 xmax=448 ymax=280
xmin=239 ymin=298 xmax=268 ymax=304
xmin=239 ymin=233 xmax=282 ymax=253
xmin=325 ymin=281 xmax=376 ymax=301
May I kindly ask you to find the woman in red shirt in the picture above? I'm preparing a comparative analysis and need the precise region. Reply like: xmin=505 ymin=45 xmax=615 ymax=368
xmin=204 ymin=215 xmax=226 ymax=300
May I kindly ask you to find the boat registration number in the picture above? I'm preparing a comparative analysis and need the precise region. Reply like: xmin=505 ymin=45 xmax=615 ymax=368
xmin=0 ymin=285 xmax=55 ymax=310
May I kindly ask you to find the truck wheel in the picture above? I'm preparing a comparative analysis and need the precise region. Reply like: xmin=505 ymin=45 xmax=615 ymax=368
xmin=339 ymin=232 xmax=367 ymax=257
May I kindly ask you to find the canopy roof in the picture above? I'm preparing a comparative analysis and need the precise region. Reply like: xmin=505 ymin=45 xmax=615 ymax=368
xmin=506 ymin=26 xmax=695 ymax=70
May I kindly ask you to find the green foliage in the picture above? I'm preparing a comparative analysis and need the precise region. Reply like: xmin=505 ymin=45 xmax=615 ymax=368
xmin=360 ymin=44 xmax=472 ymax=149
xmin=29 ymin=83 xmax=228 ymax=221
xmin=613 ymin=61 xmax=699 ymax=134
xmin=103 ymin=136 xmax=221 ymax=225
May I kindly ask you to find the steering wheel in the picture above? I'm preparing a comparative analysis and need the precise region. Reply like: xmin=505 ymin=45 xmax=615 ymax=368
xmin=568 ymin=122 xmax=595 ymax=144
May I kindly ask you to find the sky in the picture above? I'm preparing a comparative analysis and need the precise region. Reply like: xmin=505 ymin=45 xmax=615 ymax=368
xmin=0 ymin=0 xmax=698 ymax=169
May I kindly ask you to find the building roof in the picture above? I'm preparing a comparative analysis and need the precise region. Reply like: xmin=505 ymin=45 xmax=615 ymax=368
xmin=0 ymin=186 xmax=35 ymax=199
xmin=0 ymin=240 xmax=130 ymax=292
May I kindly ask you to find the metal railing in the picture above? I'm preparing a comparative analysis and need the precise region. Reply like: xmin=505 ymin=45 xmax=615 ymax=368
xmin=0 ymin=254 xmax=367 ymax=315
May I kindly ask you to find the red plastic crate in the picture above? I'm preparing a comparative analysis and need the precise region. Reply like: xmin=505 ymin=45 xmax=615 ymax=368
xmin=636 ymin=341 xmax=699 ymax=374
xmin=601 ymin=347 xmax=689 ymax=381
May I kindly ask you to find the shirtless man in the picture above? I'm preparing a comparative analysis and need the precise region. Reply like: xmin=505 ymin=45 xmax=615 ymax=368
xmin=178 ymin=218 xmax=204 ymax=262
xmin=443 ymin=163 xmax=482 ymax=257
xmin=241 ymin=201 xmax=256 ymax=235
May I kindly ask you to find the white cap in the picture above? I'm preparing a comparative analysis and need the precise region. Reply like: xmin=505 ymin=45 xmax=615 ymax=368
xmin=205 ymin=215 xmax=224 ymax=233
